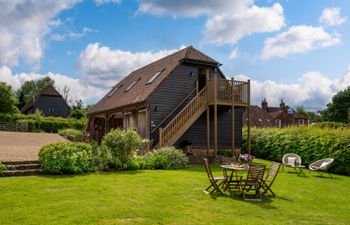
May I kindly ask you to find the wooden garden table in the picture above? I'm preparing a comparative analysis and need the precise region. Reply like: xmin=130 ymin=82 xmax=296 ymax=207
xmin=221 ymin=164 xmax=249 ymax=194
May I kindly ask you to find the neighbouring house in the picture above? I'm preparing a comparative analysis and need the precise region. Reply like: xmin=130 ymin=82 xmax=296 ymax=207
xmin=87 ymin=46 xmax=251 ymax=156
xmin=21 ymin=85 xmax=70 ymax=118
xmin=261 ymin=98 xmax=309 ymax=127
xmin=243 ymin=105 xmax=275 ymax=128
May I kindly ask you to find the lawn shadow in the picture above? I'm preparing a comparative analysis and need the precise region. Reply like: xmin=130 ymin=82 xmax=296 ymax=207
xmin=227 ymin=193 xmax=279 ymax=209
xmin=39 ymin=170 xmax=144 ymax=179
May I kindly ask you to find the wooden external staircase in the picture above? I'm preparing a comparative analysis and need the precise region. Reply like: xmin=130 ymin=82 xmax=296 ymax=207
xmin=159 ymin=78 xmax=250 ymax=147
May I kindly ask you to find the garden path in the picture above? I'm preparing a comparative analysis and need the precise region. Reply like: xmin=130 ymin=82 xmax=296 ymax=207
xmin=0 ymin=131 xmax=67 ymax=161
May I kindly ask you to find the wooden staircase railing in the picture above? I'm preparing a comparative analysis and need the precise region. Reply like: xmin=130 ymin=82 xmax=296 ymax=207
xmin=159 ymin=85 xmax=208 ymax=147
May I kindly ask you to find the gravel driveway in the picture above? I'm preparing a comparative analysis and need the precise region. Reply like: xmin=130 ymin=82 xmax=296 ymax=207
xmin=0 ymin=131 xmax=68 ymax=162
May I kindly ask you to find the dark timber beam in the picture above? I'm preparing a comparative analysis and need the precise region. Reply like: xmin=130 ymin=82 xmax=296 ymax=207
xmin=247 ymin=79 xmax=251 ymax=154
xmin=231 ymin=77 xmax=235 ymax=155
xmin=213 ymin=76 xmax=218 ymax=156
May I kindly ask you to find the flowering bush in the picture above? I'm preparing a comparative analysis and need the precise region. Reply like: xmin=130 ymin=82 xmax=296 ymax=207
xmin=39 ymin=142 xmax=95 ymax=174
xmin=238 ymin=153 xmax=254 ymax=163
xmin=103 ymin=129 xmax=142 ymax=169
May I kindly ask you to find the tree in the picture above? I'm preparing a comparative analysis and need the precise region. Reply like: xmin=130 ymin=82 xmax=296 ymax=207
xmin=57 ymin=85 xmax=71 ymax=103
xmin=0 ymin=82 xmax=19 ymax=114
xmin=17 ymin=77 xmax=55 ymax=102
xmin=85 ymin=104 xmax=95 ymax=114
xmin=70 ymin=100 xmax=86 ymax=119
xmin=322 ymin=87 xmax=350 ymax=123
xmin=296 ymin=106 xmax=321 ymax=123
xmin=296 ymin=106 xmax=307 ymax=116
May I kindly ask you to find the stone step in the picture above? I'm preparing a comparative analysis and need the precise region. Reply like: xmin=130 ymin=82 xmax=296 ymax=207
xmin=1 ymin=169 xmax=43 ymax=177
xmin=5 ymin=163 xmax=41 ymax=171
xmin=2 ymin=160 xmax=40 ymax=165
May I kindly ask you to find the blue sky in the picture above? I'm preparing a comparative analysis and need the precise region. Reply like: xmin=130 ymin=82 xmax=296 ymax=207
xmin=0 ymin=0 xmax=349 ymax=111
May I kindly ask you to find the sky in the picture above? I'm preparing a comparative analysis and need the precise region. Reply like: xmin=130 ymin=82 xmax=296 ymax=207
xmin=0 ymin=0 xmax=349 ymax=111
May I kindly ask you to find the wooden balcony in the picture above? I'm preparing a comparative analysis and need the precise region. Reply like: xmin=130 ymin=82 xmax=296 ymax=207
xmin=207 ymin=78 xmax=250 ymax=107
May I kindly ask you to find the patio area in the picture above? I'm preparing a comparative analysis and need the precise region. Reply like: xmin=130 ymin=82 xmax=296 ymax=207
xmin=0 ymin=131 xmax=67 ymax=162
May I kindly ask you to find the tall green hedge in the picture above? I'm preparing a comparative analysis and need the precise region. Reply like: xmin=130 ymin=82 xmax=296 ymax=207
xmin=0 ymin=113 xmax=86 ymax=133
xmin=243 ymin=127 xmax=350 ymax=175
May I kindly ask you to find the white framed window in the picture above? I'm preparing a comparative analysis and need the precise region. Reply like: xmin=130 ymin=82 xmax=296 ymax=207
xmin=276 ymin=119 xmax=281 ymax=128
xmin=125 ymin=78 xmax=140 ymax=92
xmin=48 ymin=106 xmax=55 ymax=113
xmin=147 ymin=69 xmax=164 ymax=85
xmin=298 ymin=119 xmax=304 ymax=126
xmin=108 ymin=85 xmax=122 ymax=97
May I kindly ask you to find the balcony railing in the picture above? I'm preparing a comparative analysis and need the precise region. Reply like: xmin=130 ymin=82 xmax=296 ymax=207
xmin=207 ymin=78 xmax=249 ymax=106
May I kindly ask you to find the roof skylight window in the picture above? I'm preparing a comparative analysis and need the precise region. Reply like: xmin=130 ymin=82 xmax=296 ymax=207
xmin=146 ymin=69 xmax=164 ymax=85
xmin=125 ymin=78 xmax=140 ymax=92
xmin=108 ymin=85 xmax=121 ymax=97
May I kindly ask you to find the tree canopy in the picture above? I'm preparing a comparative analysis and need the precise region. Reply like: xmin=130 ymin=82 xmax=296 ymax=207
xmin=296 ymin=106 xmax=320 ymax=123
xmin=17 ymin=77 xmax=55 ymax=103
xmin=0 ymin=82 xmax=19 ymax=114
xmin=70 ymin=100 xmax=86 ymax=119
xmin=322 ymin=87 xmax=350 ymax=123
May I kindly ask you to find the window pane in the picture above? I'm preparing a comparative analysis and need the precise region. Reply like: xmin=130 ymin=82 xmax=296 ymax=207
xmin=146 ymin=69 xmax=164 ymax=85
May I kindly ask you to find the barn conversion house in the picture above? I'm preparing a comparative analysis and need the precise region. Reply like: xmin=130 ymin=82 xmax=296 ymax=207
xmin=87 ymin=46 xmax=251 ymax=156
xmin=21 ymin=85 xmax=70 ymax=118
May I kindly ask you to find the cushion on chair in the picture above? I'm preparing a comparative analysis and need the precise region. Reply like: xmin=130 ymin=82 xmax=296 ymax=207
xmin=287 ymin=157 xmax=296 ymax=166
xmin=320 ymin=162 xmax=329 ymax=168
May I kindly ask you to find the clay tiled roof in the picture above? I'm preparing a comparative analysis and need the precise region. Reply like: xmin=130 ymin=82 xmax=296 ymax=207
xmin=21 ymin=85 xmax=62 ymax=113
xmin=269 ymin=110 xmax=283 ymax=119
xmin=243 ymin=105 xmax=275 ymax=127
xmin=89 ymin=46 xmax=219 ymax=115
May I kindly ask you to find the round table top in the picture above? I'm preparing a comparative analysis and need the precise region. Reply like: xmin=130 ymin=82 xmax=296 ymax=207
xmin=220 ymin=164 xmax=248 ymax=171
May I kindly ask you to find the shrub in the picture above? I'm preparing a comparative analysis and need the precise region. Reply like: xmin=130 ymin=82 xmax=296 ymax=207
xmin=126 ymin=160 xmax=140 ymax=170
xmin=311 ymin=122 xmax=348 ymax=129
xmin=155 ymin=146 xmax=188 ymax=169
xmin=217 ymin=148 xmax=233 ymax=157
xmin=91 ymin=142 xmax=114 ymax=171
xmin=115 ymin=159 xmax=123 ymax=169
xmin=0 ymin=162 xmax=6 ymax=173
xmin=133 ymin=156 xmax=146 ymax=170
xmin=144 ymin=153 xmax=168 ymax=169
xmin=242 ymin=127 xmax=350 ymax=175
xmin=103 ymin=129 xmax=142 ymax=169
xmin=0 ymin=113 xmax=87 ymax=133
xmin=58 ymin=129 xmax=84 ymax=138
xmin=39 ymin=142 xmax=95 ymax=174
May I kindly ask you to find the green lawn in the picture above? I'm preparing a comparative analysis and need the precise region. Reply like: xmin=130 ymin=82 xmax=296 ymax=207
xmin=1 ymin=159 xmax=350 ymax=225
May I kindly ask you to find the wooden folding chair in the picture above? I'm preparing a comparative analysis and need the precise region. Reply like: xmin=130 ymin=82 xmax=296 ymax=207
xmin=261 ymin=162 xmax=281 ymax=196
xmin=238 ymin=163 xmax=266 ymax=200
xmin=203 ymin=158 xmax=226 ymax=195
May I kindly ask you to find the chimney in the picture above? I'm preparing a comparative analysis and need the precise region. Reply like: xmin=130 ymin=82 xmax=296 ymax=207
xmin=280 ymin=98 xmax=285 ymax=110
xmin=261 ymin=98 xmax=269 ymax=112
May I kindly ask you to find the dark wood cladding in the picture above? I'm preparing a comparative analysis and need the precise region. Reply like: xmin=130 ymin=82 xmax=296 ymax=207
xmin=147 ymin=62 xmax=243 ymax=148
xmin=147 ymin=63 xmax=199 ymax=144
xmin=176 ymin=106 xmax=242 ymax=148
xmin=24 ymin=95 xmax=70 ymax=118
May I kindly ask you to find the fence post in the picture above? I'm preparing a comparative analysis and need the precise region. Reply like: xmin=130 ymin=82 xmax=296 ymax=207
xmin=159 ymin=128 xmax=163 ymax=147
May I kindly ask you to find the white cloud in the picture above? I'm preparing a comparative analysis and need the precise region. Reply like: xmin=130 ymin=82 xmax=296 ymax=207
xmin=320 ymin=7 xmax=347 ymax=27
xmin=233 ymin=66 xmax=350 ymax=110
xmin=0 ymin=66 xmax=104 ymax=105
xmin=260 ymin=25 xmax=341 ymax=59
xmin=137 ymin=0 xmax=252 ymax=17
xmin=229 ymin=48 xmax=239 ymax=60
xmin=50 ymin=27 xmax=94 ymax=42
xmin=204 ymin=3 xmax=285 ymax=45
xmin=95 ymin=0 xmax=121 ymax=5
xmin=77 ymin=43 xmax=185 ymax=89
xmin=137 ymin=0 xmax=285 ymax=45
xmin=0 ymin=0 xmax=80 ymax=67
